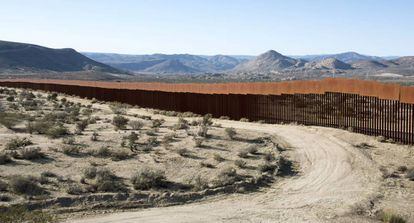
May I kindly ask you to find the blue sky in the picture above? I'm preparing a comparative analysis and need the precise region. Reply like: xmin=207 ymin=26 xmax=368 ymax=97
xmin=1 ymin=0 xmax=413 ymax=56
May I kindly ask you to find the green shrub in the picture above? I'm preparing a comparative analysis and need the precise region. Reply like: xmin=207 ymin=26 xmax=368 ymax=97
xmin=131 ymin=167 xmax=166 ymax=190
xmin=9 ymin=175 xmax=45 ymax=196
xmin=0 ymin=206 xmax=56 ymax=223
xmin=5 ymin=137 xmax=33 ymax=150
xmin=112 ymin=115 xmax=129 ymax=130
xmin=224 ymin=128 xmax=236 ymax=139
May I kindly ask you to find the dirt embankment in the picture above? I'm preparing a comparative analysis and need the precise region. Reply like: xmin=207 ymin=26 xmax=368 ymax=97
xmin=71 ymin=120 xmax=414 ymax=223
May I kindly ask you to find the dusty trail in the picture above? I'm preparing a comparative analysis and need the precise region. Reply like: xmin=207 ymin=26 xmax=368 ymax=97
xmin=69 ymin=122 xmax=382 ymax=223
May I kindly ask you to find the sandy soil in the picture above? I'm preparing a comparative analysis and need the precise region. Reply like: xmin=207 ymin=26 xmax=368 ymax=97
xmin=70 ymin=120 xmax=414 ymax=223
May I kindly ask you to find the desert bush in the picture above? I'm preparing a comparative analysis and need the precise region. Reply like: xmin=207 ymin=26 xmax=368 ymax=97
xmin=66 ymin=184 xmax=84 ymax=195
xmin=47 ymin=93 xmax=58 ymax=101
xmin=234 ymin=159 xmax=247 ymax=168
xmin=109 ymin=103 xmax=127 ymax=115
xmin=0 ymin=180 xmax=7 ymax=191
xmin=0 ymin=152 xmax=12 ymax=165
xmin=19 ymin=147 xmax=45 ymax=160
xmin=75 ymin=119 xmax=89 ymax=134
xmin=380 ymin=211 xmax=406 ymax=223
xmin=93 ymin=146 xmax=111 ymax=158
xmin=5 ymin=137 xmax=33 ymax=150
xmin=81 ymin=108 xmax=93 ymax=116
xmin=213 ymin=153 xmax=225 ymax=162
xmin=239 ymin=118 xmax=249 ymax=122
xmin=83 ymin=166 xmax=97 ymax=179
xmin=41 ymin=171 xmax=57 ymax=178
xmin=176 ymin=148 xmax=190 ymax=157
xmin=224 ymin=128 xmax=236 ymax=139
xmin=0 ymin=205 xmax=56 ymax=223
xmin=45 ymin=125 xmax=69 ymax=138
xmin=62 ymin=145 xmax=81 ymax=156
xmin=397 ymin=165 xmax=408 ymax=172
xmin=197 ymin=124 xmax=209 ymax=137
xmin=62 ymin=137 xmax=75 ymax=145
xmin=0 ymin=113 xmax=26 ymax=129
xmin=194 ymin=137 xmax=204 ymax=147
xmin=199 ymin=161 xmax=214 ymax=168
xmin=190 ymin=175 xmax=209 ymax=191
xmin=263 ymin=152 xmax=275 ymax=162
xmin=215 ymin=167 xmax=238 ymax=186
xmin=112 ymin=115 xmax=129 ymax=130
xmin=94 ymin=168 xmax=126 ymax=192
xmin=173 ymin=117 xmax=189 ymax=130
xmin=258 ymin=162 xmax=277 ymax=173
xmin=90 ymin=131 xmax=99 ymax=141
xmin=152 ymin=119 xmax=164 ymax=128
xmin=147 ymin=136 xmax=159 ymax=147
xmin=237 ymin=150 xmax=249 ymax=158
xmin=111 ymin=150 xmax=130 ymax=161
xmin=201 ymin=114 xmax=213 ymax=126
xmin=131 ymin=167 xmax=166 ymax=190
xmin=6 ymin=96 xmax=15 ymax=102
xmin=9 ymin=175 xmax=44 ymax=196
xmin=219 ymin=116 xmax=230 ymax=120
xmin=126 ymin=131 xmax=139 ymax=146
xmin=247 ymin=145 xmax=258 ymax=154
xmin=129 ymin=120 xmax=144 ymax=130
xmin=406 ymin=168 xmax=414 ymax=181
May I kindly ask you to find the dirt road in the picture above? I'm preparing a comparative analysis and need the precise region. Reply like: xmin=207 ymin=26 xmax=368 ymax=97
xmin=69 ymin=122 xmax=382 ymax=223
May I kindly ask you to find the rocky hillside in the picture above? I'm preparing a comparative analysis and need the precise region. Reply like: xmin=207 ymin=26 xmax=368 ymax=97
xmin=0 ymin=40 xmax=121 ymax=73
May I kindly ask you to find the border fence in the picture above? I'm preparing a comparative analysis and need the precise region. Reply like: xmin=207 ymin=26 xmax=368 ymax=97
xmin=1 ymin=78 xmax=414 ymax=144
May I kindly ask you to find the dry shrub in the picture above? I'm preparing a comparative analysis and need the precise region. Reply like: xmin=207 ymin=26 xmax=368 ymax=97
xmin=234 ymin=159 xmax=247 ymax=168
xmin=225 ymin=127 xmax=236 ymax=139
xmin=112 ymin=115 xmax=129 ymax=130
xmin=0 ymin=152 xmax=12 ymax=165
xmin=19 ymin=147 xmax=45 ymax=160
xmin=131 ymin=167 xmax=166 ymax=190
xmin=9 ymin=175 xmax=45 ymax=196
xmin=5 ymin=137 xmax=33 ymax=150
xmin=129 ymin=120 xmax=144 ymax=130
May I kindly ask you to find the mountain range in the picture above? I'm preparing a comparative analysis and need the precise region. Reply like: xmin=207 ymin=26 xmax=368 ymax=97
xmin=84 ymin=50 xmax=413 ymax=76
xmin=0 ymin=40 xmax=413 ymax=81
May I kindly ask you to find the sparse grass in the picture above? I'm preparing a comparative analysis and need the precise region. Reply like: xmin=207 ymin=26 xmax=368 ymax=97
xmin=131 ymin=167 xmax=166 ymax=190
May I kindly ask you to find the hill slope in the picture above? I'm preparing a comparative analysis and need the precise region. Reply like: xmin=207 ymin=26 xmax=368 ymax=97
xmin=0 ymin=40 xmax=121 ymax=73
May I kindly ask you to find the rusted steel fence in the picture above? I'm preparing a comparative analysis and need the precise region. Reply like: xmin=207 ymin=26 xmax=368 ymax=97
xmin=1 ymin=78 xmax=414 ymax=144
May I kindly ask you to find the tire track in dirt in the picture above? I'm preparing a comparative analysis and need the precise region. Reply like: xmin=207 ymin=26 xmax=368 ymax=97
xmin=69 ymin=122 xmax=382 ymax=223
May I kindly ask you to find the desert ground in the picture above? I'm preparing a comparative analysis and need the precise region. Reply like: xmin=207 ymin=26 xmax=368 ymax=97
xmin=0 ymin=87 xmax=413 ymax=223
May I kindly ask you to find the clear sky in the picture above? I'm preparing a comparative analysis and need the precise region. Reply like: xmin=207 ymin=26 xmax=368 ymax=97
xmin=1 ymin=0 xmax=413 ymax=56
